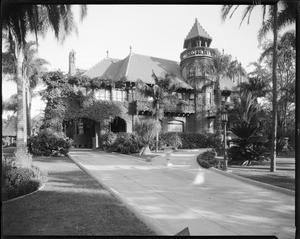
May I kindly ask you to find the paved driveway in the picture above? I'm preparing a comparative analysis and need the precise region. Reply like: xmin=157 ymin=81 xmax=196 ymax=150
xmin=68 ymin=149 xmax=295 ymax=238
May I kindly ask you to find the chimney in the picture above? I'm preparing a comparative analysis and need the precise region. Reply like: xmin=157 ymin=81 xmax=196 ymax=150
xmin=69 ymin=49 xmax=76 ymax=76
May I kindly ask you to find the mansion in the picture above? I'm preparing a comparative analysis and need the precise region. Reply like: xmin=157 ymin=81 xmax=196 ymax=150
xmin=66 ymin=19 xmax=245 ymax=148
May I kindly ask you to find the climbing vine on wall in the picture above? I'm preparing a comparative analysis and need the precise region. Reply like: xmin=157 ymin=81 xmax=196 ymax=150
xmin=40 ymin=71 xmax=130 ymax=132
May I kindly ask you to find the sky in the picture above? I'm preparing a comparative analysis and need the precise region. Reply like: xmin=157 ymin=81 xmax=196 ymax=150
xmin=2 ymin=4 xmax=295 ymax=118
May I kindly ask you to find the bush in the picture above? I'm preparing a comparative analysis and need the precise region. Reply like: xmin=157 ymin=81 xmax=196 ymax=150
xmin=196 ymin=150 xmax=220 ymax=169
xmin=99 ymin=132 xmax=117 ymax=151
xmin=2 ymin=156 xmax=47 ymax=201
xmin=159 ymin=132 xmax=182 ymax=149
xmin=106 ymin=133 xmax=143 ymax=154
xmin=228 ymin=144 xmax=270 ymax=165
xmin=178 ymin=132 xmax=221 ymax=149
xmin=28 ymin=129 xmax=73 ymax=156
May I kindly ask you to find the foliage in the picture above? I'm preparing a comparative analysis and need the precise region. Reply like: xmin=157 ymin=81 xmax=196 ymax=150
xmin=2 ymin=153 xmax=47 ymax=201
xmin=229 ymin=121 xmax=269 ymax=164
xmin=178 ymin=132 xmax=221 ymax=149
xmin=27 ymin=129 xmax=73 ymax=156
xmin=99 ymin=132 xmax=117 ymax=151
xmin=159 ymin=132 xmax=182 ymax=149
xmin=41 ymin=71 xmax=129 ymax=132
xmin=134 ymin=119 xmax=161 ymax=146
xmin=106 ymin=133 xmax=142 ymax=154
xmin=196 ymin=150 xmax=220 ymax=169
xmin=3 ymin=94 xmax=18 ymax=113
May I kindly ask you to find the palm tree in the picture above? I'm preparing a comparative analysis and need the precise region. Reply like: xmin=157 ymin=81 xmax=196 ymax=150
xmin=210 ymin=49 xmax=235 ymax=135
xmin=2 ymin=4 xmax=87 ymax=148
xmin=3 ymin=41 xmax=49 ymax=136
xmin=136 ymin=71 xmax=180 ymax=152
xmin=221 ymin=4 xmax=279 ymax=172
xmin=260 ymin=30 xmax=296 ymax=137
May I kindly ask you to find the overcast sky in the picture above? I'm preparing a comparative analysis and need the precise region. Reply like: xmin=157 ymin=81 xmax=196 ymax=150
xmin=2 ymin=4 xmax=295 ymax=117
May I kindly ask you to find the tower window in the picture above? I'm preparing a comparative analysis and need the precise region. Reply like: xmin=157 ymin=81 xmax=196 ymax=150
xmin=189 ymin=66 xmax=195 ymax=77
xmin=189 ymin=93 xmax=194 ymax=102
xmin=195 ymin=67 xmax=201 ymax=76
xmin=206 ymin=92 xmax=212 ymax=105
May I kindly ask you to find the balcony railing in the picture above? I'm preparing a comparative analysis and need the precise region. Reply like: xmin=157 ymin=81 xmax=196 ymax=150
xmin=205 ymin=105 xmax=217 ymax=118
xmin=180 ymin=47 xmax=213 ymax=61
xmin=135 ymin=100 xmax=195 ymax=115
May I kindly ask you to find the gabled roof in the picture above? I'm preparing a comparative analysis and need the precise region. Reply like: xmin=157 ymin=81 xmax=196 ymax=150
xmin=2 ymin=116 xmax=17 ymax=137
xmin=185 ymin=18 xmax=212 ymax=41
xmin=83 ymin=53 xmax=192 ymax=89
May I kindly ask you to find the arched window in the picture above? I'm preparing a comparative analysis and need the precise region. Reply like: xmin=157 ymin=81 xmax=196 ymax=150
xmin=189 ymin=66 xmax=195 ymax=77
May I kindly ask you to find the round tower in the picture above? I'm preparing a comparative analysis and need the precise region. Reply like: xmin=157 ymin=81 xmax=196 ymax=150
xmin=180 ymin=19 xmax=215 ymax=133
xmin=69 ymin=49 xmax=76 ymax=76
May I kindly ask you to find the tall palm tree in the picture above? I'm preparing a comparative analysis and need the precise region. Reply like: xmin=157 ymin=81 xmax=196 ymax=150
xmin=221 ymin=4 xmax=279 ymax=172
xmin=2 ymin=4 xmax=87 ymax=147
xmin=3 ymin=41 xmax=49 ymax=136
xmin=136 ymin=71 xmax=180 ymax=152
xmin=210 ymin=49 xmax=235 ymax=135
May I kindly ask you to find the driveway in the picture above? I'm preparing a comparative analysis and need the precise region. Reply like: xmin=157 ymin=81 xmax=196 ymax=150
xmin=68 ymin=149 xmax=295 ymax=238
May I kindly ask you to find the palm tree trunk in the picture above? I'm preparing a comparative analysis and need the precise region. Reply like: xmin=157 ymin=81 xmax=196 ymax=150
xmin=155 ymin=103 xmax=159 ymax=152
xmin=27 ymin=87 xmax=33 ymax=136
xmin=215 ymin=77 xmax=222 ymax=135
xmin=16 ymin=52 xmax=27 ymax=148
xmin=270 ymin=3 xmax=278 ymax=172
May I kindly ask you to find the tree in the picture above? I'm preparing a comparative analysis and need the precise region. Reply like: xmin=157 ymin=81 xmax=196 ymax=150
xmin=210 ymin=49 xmax=239 ymax=135
xmin=260 ymin=30 xmax=295 ymax=145
xmin=221 ymin=3 xmax=280 ymax=172
xmin=3 ymin=94 xmax=18 ymax=113
xmin=136 ymin=71 xmax=180 ymax=152
xmin=134 ymin=118 xmax=161 ymax=155
xmin=2 ymin=4 xmax=87 ymax=148
xmin=2 ymin=41 xmax=49 ymax=136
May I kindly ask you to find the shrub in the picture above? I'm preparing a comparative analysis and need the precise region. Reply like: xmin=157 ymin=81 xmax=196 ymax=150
xmin=229 ymin=121 xmax=269 ymax=164
xmin=106 ymin=133 xmax=142 ymax=154
xmin=178 ymin=132 xmax=220 ymax=149
xmin=27 ymin=129 xmax=73 ymax=156
xmin=196 ymin=150 xmax=220 ymax=169
xmin=159 ymin=132 xmax=182 ymax=149
xmin=2 ymin=156 xmax=47 ymax=201
xmin=99 ymin=132 xmax=117 ymax=151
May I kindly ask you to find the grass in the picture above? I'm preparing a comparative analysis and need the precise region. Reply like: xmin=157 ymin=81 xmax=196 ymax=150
xmin=2 ymin=155 xmax=156 ymax=236
xmin=229 ymin=167 xmax=295 ymax=191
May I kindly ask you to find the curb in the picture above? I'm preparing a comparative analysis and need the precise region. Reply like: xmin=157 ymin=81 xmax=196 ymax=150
xmin=2 ymin=183 xmax=46 ymax=204
xmin=67 ymin=153 xmax=168 ymax=236
xmin=209 ymin=167 xmax=295 ymax=196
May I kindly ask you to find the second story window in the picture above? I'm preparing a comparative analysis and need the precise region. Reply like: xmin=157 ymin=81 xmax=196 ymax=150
xmin=206 ymin=92 xmax=212 ymax=105
xmin=189 ymin=66 xmax=195 ymax=78
xmin=96 ymin=89 xmax=110 ymax=100
xmin=189 ymin=93 xmax=194 ymax=102
xmin=112 ymin=89 xmax=127 ymax=101
xmin=178 ymin=93 xmax=182 ymax=100
xmin=195 ymin=67 xmax=202 ymax=76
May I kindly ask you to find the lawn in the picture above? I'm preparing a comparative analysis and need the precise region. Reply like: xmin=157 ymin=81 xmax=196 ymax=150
xmin=229 ymin=167 xmax=295 ymax=191
xmin=2 ymin=155 xmax=156 ymax=236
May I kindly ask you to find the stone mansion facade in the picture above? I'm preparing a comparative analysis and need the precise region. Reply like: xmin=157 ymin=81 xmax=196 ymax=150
xmin=66 ymin=19 xmax=245 ymax=148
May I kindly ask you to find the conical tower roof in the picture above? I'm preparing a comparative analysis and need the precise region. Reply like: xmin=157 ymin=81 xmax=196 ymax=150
xmin=184 ymin=18 xmax=212 ymax=48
